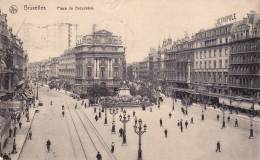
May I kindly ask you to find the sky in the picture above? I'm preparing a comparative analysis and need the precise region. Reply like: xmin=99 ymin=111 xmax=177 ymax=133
xmin=0 ymin=0 xmax=260 ymax=63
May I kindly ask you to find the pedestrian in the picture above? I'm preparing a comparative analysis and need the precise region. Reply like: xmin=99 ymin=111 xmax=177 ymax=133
xmin=227 ymin=116 xmax=230 ymax=122
xmin=9 ymin=128 xmax=12 ymax=137
xmin=111 ymin=142 xmax=115 ymax=153
xmin=172 ymin=104 xmax=174 ymax=111
xmin=75 ymin=104 xmax=77 ymax=109
xmin=46 ymin=139 xmax=51 ymax=152
xmin=119 ymin=128 xmax=123 ymax=137
xmin=180 ymin=125 xmax=183 ymax=132
xmin=95 ymin=115 xmax=98 ymax=121
xmin=135 ymin=117 xmax=137 ymax=126
xmin=62 ymin=111 xmax=65 ymax=117
xmin=235 ymin=119 xmax=238 ymax=127
xmin=190 ymin=117 xmax=194 ymax=124
xmin=3 ymin=153 xmax=9 ymax=160
xmin=96 ymin=151 xmax=102 ymax=160
xmin=222 ymin=120 xmax=226 ymax=129
xmin=185 ymin=120 xmax=188 ymax=128
xmin=94 ymin=107 xmax=97 ymax=113
xmin=28 ymin=130 xmax=32 ymax=140
xmin=201 ymin=112 xmax=204 ymax=121
xmin=62 ymin=105 xmax=64 ymax=110
xmin=84 ymin=103 xmax=87 ymax=109
xmin=133 ymin=111 xmax=135 ymax=117
xmin=164 ymin=129 xmax=168 ymax=138
xmin=99 ymin=111 xmax=101 ymax=118
xmin=150 ymin=107 xmax=152 ymax=112
xmin=160 ymin=118 xmax=162 ymax=127
xmin=12 ymin=139 xmax=17 ymax=154
xmin=177 ymin=120 xmax=180 ymax=127
xmin=19 ymin=122 xmax=22 ymax=129
xmin=17 ymin=114 xmax=21 ymax=123
xmin=169 ymin=112 xmax=172 ymax=119
xmin=217 ymin=114 xmax=219 ymax=121
xmin=216 ymin=141 xmax=221 ymax=152
xmin=13 ymin=126 xmax=17 ymax=137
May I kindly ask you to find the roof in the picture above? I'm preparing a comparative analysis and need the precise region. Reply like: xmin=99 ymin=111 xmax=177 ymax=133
xmin=94 ymin=30 xmax=112 ymax=35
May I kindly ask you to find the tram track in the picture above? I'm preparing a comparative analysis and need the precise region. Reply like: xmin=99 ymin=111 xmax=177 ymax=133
xmin=75 ymin=107 xmax=118 ymax=160
xmin=67 ymin=106 xmax=89 ymax=160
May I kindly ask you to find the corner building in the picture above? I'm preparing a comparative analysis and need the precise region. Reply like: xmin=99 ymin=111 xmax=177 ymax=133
xmin=72 ymin=30 xmax=126 ymax=95
xmin=193 ymin=24 xmax=232 ymax=95
xmin=229 ymin=14 xmax=260 ymax=99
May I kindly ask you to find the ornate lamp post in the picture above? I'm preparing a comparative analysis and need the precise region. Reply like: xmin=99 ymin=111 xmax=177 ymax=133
xmin=119 ymin=110 xmax=130 ymax=144
xmin=109 ymin=107 xmax=119 ymax=133
xmin=249 ymin=103 xmax=254 ymax=138
xmin=221 ymin=102 xmax=226 ymax=128
xmin=134 ymin=118 xmax=147 ymax=160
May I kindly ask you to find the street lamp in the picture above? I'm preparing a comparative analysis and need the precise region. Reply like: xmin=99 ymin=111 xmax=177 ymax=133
xmin=109 ymin=107 xmax=119 ymax=134
xmin=249 ymin=103 xmax=254 ymax=139
xmin=134 ymin=118 xmax=147 ymax=160
xmin=36 ymin=80 xmax=39 ymax=100
xmin=119 ymin=110 xmax=130 ymax=144
xmin=221 ymin=102 xmax=226 ymax=128
xmin=104 ymin=107 xmax=108 ymax=125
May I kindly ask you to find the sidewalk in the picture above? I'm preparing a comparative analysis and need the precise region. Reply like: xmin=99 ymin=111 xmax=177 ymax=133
xmin=2 ymin=108 xmax=36 ymax=160
xmin=191 ymin=101 xmax=260 ymax=123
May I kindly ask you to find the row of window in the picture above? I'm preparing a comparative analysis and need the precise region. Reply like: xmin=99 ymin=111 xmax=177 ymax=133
xmin=195 ymin=26 xmax=231 ymax=40
xmin=231 ymin=42 xmax=260 ymax=53
xmin=230 ymin=55 xmax=259 ymax=64
xmin=229 ymin=77 xmax=258 ymax=88
xmin=229 ymin=65 xmax=258 ymax=74
xmin=195 ymin=47 xmax=229 ymax=59
xmin=193 ymin=72 xmax=228 ymax=84
xmin=76 ymin=66 xmax=120 ymax=78
xmin=195 ymin=59 xmax=228 ymax=69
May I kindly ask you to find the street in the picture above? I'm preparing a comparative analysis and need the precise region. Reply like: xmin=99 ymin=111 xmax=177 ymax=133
xmin=19 ymin=86 xmax=260 ymax=160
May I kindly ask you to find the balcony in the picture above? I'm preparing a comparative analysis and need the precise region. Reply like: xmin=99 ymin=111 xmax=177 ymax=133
xmin=229 ymin=83 xmax=260 ymax=90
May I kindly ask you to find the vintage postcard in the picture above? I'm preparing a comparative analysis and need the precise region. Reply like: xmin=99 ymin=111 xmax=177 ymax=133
xmin=0 ymin=0 xmax=259 ymax=160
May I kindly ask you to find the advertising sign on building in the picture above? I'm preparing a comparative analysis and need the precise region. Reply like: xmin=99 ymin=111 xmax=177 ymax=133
xmin=216 ymin=13 xmax=236 ymax=27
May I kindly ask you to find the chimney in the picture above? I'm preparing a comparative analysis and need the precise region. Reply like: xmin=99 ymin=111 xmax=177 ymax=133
xmin=92 ymin=24 xmax=96 ymax=34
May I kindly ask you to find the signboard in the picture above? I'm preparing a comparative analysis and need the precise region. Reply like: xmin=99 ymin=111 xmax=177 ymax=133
xmin=216 ymin=13 xmax=236 ymax=27
xmin=0 ymin=101 xmax=22 ymax=110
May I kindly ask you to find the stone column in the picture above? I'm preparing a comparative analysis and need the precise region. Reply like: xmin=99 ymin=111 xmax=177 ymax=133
xmin=97 ymin=58 xmax=99 ymax=79
xmin=94 ymin=58 xmax=97 ymax=79
xmin=8 ymin=73 xmax=12 ymax=91
xmin=187 ymin=60 xmax=191 ymax=83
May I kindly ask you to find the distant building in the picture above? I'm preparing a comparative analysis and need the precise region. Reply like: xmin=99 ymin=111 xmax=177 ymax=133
xmin=58 ymin=50 xmax=76 ymax=91
xmin=127 ymin=62 xmax=139 ymax=81
xmin=138 ymin=57 xmax=149 ymax=82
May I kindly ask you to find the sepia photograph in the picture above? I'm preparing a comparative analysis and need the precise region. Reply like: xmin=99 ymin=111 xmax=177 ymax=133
xmin=0 ymin=0 xmax=259 ymax=159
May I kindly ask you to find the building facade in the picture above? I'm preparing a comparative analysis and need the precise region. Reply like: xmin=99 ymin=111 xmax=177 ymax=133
xmin=192 ymin=24 xmax=232 ymax=95
xmin=70 ymin=29 xmax=126 ymax=95
xmin=0 ymin=11 xmax=27 ymax=96
xmin=229 ymin=13 xmax=260 ymax=99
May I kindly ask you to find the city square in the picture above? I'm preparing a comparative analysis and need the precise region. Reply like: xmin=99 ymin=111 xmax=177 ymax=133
xmin=0 ymin=0 xmax=260 ymax=160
